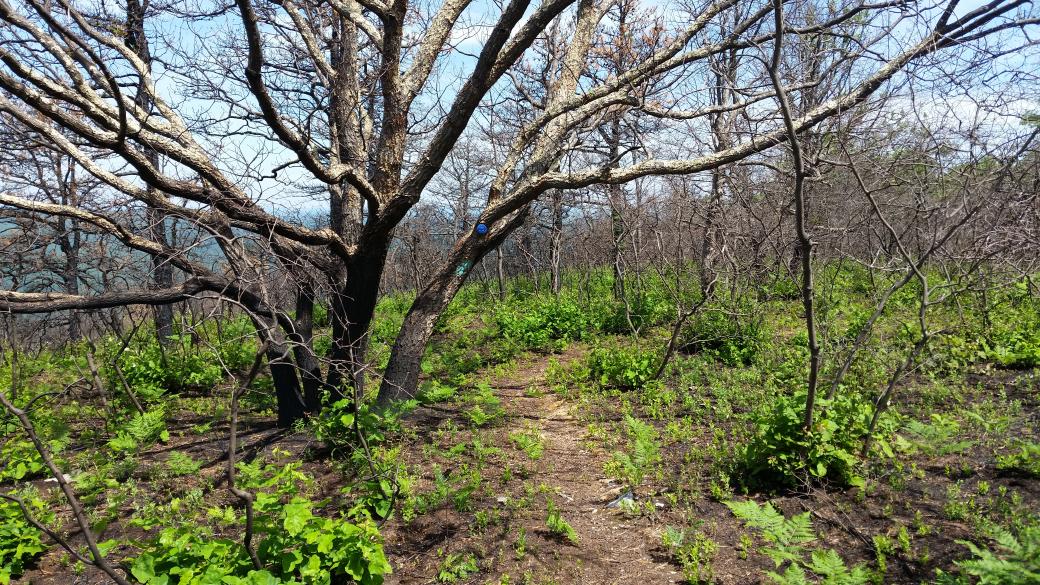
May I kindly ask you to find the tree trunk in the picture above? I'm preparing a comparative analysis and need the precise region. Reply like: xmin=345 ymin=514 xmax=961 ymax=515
xmin=250 ymin=315 xmax=307 ymax=428
xmin=326 ymin=243 xmax=390 ymax=395
xmin=125 ymin=0 xmax=176 ymax=348
xmin=291 ymin=287 xmax=323 ymax=412
xmin=268 ymin=340 xmax=307 ymax=428
xmin=150 ymin=208 xmax=175 ymax=345
xmin=549 ymin=190 xmax=564 ymax=295
xmin=608 ymin=119 xmax=625 ymax=300
xmin=59 ymin=218 xmax=82 ymax=340
xmin=379 ymin=218 xmax=517 ymax=406
xmin=496 ymin=248 xmax=506 ymax=301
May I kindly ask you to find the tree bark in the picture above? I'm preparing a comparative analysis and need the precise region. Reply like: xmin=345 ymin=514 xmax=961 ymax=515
xmin=149 ymin=209 xmax=175 ymax=345
xmin=549 ymin=189 xmax=564 ymax=295
xmin=291 ymin=287 xmax=323 ymax=412
xmin=378 ymin=218 xmax=518 ymax=406
xmin=327 ymin=241 xmax=391 ymax=395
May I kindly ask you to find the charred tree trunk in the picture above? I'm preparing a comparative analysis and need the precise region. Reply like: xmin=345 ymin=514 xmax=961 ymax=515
xmin=497 ymin=247 xmax=507 ymax=301
xmin=268 ymin=339 xmax=307 ymax=428
xmin=607 ymin=119 xmax=626 ymax=300
xmin=248 ymin=313 xmax=307 ymax=428
xmin=549 ymin=190 xmax=564 ymax=295
xmin=62 ymin=231 xmax=81 ymax=340
xmin=126 ymin=0 xmax=174 ymax=347
xmin=149 ymin=211 xmax=175 ymax=344
xmin=290 ymin=287 xmax=323 ymax=412
xmin=326 ymin=242 xmax=390 ymax=396
xmin=379 ymin=216 xmax=519 ymax=406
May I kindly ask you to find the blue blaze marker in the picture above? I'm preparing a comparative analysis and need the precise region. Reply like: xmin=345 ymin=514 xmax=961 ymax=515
xmin=475 ymin=223 xmax=488 ymax=235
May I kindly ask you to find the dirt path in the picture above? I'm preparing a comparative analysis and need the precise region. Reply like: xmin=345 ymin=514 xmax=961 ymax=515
xmin=499 ymin=350 xmax=680 ymax=584
xmin=386 ymin=348 xmax=680 ymax=584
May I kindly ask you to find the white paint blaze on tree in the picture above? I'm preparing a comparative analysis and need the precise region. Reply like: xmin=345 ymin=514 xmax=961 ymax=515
xmin=0 ymin=0 xmax=1036 ymax=423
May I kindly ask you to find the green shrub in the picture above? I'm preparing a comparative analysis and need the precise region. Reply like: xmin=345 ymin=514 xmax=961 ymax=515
xmin=997 ymin=441 xmax=1040 ymax=478
xmin=215 ymin=317 xmax=260 ymax=373
xmin=736 ymin=392 xmax=895 ymax=491
xmin=602 ymin=291 xmax=673 ymax=334
xmin=130 ymin=496 xmax=388 ymax=585
xmin=984 ymin=329 xmax=1040 ymax=369
xmin=494 ymin=297 xmax=595 ymax=351
xmin=116 ymin=331 xmax=224 ymax=397
xmin=586 ymin=346 xmax=658 ymax=390
xmin=116 ymin=338 xmax=169 ymax=400
xmin=982 ymin=300 xmax=1040 ymax=368
xmin=759 ymin=276 xmax=801 ymax=301
xmin=418 ymin=380 xmax=457 ymax=404
xmin=312 ymin=302 xmax=330 ymax=328
xmin=942 ymin=524 xmax=1040 ymax=584
xmin=371 ymin=294 xmax=412 ymax=345
xmin=165 ymin=334 xmax=225 ymax=389
xmin=661 ymin=526 xmax=717 ymax=584
xmin=0 ymin=436 xmax=67 ymax=483
xmin=900 ymin=414 xmax=974 ymax=457
xmin=314 ymin=399 xmax=403 ymax=455
xmin=108 ymin=408 xmax=169 ymax=453
xmin=131 ymin=462 xmax=390 ymax=585
xmin=0 ymin=493 xmax=50 ymax=584
xmin=679 ymin=309 xmax=763 ymax=366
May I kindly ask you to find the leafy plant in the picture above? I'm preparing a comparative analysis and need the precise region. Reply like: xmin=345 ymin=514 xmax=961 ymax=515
xmin=418 ymin=380 xmax=457 ymax=404
xmin=314 ymin=399 xmax=408 ymax=456
xmin=165 ymin=451 xmax=203 ymax=477
xmin=736 ymin=392 xmax=895 ymax=491
xmin=727 ymin=500 xmax=868 ymax=584
xmin=661 ymin=526 xmax=718 ymax=584
xmin=0 ymin=440 xmax=50 ymax=483
xmin=545 ymin=499 xmax=578 ymax=544
xmin=900 ymin=414 xmax=973 ymax=457
xmin=462 ymin=383 xmax=504 ymax=427
xmin=996 ymin=441 xmax=1040 ymax=478
xmin=130 ymin=494 xmax=390 ymax=585
xmin=602 ymin=290 xmax=672 ymax=334
xmin=509 ymin=429 xmax=544 ymax=460
xmin=586 ymin=346 xmax=658 ymax=390
xmin=116 ymin=331 xmax=225 ymax=397
xmin=109 ymin=408 xmax=169 ymax=453
xmin=437 ymin=552 xmax=479 ymax=583
xmin=0 ymin=493 xmax=50 ymax=584
xmin=679 ymin=308 xmax=764 ymax=366
xmin=607 ymin=415 xmax=661 ymax=491
xmin=726 ymin=500 xmax=816 ymax=567
xmin=982 ymin=309 xmax=1040 ymax=368
xmin=494 ymin=297 xmax=596 ymax=351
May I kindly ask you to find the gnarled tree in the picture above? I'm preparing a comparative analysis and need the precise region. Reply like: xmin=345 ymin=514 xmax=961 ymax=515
xmin=0 ymin=0 xmax=1035 ymax=424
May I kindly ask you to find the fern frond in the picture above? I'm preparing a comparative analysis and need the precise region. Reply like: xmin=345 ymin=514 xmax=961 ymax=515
xmin=766 ymin=563 xmax=809 ymax=585
xmin=726 ymin=500 xmax=815 ymax=547
xmin=810 ymin=549 xmax=869 ymax=585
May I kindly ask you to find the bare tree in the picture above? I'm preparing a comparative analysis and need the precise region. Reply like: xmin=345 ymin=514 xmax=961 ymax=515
xmin=0 ymin=0 xmax=1033 ymax=422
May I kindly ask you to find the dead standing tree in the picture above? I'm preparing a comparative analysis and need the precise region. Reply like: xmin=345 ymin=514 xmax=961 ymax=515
xmin=0 ymin=0 xmax=1035 ymax=422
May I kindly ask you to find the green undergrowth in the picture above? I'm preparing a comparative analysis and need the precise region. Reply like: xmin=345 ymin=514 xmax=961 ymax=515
xmin=2 ymin=265 xmax=1038 ymax=582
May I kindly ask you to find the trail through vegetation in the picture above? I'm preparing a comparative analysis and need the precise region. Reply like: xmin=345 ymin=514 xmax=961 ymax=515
xmin=385 ymin=347 xmax=681 ymax=584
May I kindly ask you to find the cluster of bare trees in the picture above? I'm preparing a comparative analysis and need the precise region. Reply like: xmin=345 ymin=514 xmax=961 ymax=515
xmin=0 ymin=0 xmax=1037 ymax=427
